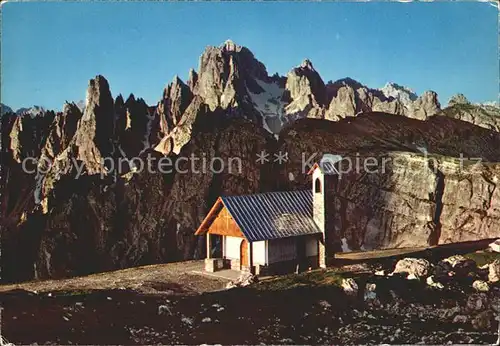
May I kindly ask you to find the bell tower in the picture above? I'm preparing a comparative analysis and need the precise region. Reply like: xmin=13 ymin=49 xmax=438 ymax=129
xmin=309 ymin=154 xmax=341 ymax=268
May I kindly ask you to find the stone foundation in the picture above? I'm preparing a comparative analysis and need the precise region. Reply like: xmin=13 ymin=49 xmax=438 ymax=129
xmin=204 ymin=258 xmax=226 ymax=272
xmin=230 ymin=258 xmax=241 ymax=270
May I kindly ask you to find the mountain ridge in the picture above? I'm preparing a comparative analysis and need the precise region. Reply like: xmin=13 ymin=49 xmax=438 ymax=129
xmin=4 ymin=40 xmax=498 ymax=139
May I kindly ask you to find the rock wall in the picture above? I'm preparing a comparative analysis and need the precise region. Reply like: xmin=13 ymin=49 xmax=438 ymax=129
xmin=276 ymin=114 xmax=500 ymax=250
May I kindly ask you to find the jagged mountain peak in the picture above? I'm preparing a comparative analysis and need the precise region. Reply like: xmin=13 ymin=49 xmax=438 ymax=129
xmin=200 ymin=40 xmax=269 ymax=77
xmin=126 ymin=93 xmax=137 ymax=104
xmin=222 ymin=39 xmax=239 ymax=52
xmin=381 ymin=82 xmax=417 ymax=94
xmin=82 ymin=75 xmax=114 ymax=123
xmin=16 ymin=105 xmax=47 ymax=118
xmin=77 ymin=75 xmax=115 ymax=154
xmin=115 ymin=95 xmax=125 ymax=110
xmin=380 ymin=82 xmax=418 ymax=107
xmin=300 ymin=59 xmax=315 ymax=71
xmin=62 ymin=101 xmax=81 ymax=114
xmin=187 ymin=68 xmax=198 ymax=90
xmin=291 ymin=58 xmax=319 ymax=76
xmin=448 ymin=93 xmax=470 ymax=107
xmin=328 ymin=77 xmax=366 ymax=90
xmin=171 ymin=74 xmax=184 ymax=86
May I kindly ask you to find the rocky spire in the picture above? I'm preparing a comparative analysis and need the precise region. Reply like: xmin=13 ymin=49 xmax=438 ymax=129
xmin=8 ymin=110 xmax=55 ymax=163
xmin=300 ymin=59 xmax=315 ymax=71
xmin=195 ymin=40 xmax=269 ymax=111
xmin=409 ymin=90 xmax=441 ymax=120
xmin=75 ymin=75 xmax=116 ymax=163
xmin=162 ymin=76 xmax=193 ymax=127
xmin=284 ymin=59 xmax=326 ymax=118
xmin=43 ymin=75 xmax=117 ymax=180
xmin=41 ymin=102 xmax=83 ymax=163
xmin=36 ymin=102 xmax=83 ymax=203
xmin=448 ymin=93 xmax=470 ymax=107
xmin=187 ymin=68 xmax=198 ymax=91
xmin=223 ymin=39 xmax=239 ymax=52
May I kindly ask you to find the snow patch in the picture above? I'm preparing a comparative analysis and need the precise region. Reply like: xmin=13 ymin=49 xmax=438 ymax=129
xmin=16 ymin=106 xmax=47 ymax=118
xmin=247 ymin=79 xmax=285 ymax=134
xmin=34 ymin=172 xmax=45 ymax=205
xmin=380 ymin=82 xmax=418 ymax=107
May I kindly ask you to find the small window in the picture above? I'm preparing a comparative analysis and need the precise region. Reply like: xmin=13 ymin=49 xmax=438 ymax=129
xmin=315 ymin=178 xmax=322 ymax=193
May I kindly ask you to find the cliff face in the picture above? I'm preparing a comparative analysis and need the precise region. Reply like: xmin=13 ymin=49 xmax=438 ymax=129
xmin=276 ymin=114 xmax=500 ymax=250
xmin=328 ymin=153 xmax=500 ymax=250
xmin=34 ymin=152 xmax=178 ymax=279
xmin=2 ymin=41 xmax=500 ymax=282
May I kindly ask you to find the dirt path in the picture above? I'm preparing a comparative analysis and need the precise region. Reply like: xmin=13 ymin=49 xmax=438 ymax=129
xmin=0 ymin=260 xmax=229 ymax=295
xmin=335 ymin=238 xmax=497 ymax=262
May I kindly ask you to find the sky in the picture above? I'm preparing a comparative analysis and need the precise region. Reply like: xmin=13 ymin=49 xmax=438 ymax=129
xmin=1 ymin=1 xmax=498 ymax=111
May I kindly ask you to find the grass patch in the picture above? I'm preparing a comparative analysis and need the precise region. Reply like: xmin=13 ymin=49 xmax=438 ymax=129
xmin=464 ymin=251 xmax=500 ymax=267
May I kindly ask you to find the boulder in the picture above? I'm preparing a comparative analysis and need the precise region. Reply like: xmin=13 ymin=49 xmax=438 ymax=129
xmin=489 ymin=239 xmax=500 ymax=253
xmin=488 ymin=260 xmax=500 ymax=283
xmin=442 ymin=255 xmax=476 ymax=270
xmin=438 ymin=255 xmax=477 ymax=280
xmin=364 ymin=283 xmax=377 ymax=301
xmin=374 ymin=270 xmax=386 ymax=276
xmin=341 ymin=278 xmax=359 ymax=296
xmin=158 ymin=304 xmax=172 ymax=315
xmin=226 ymin=272 xmax=258 ymax=289
xmin=472 ymin=280 xmax=490 ymax=292
xmin=426 ymin=275 xmax=444 ymax=289
xmin=392 ymin=258 xmax=432 ymax=279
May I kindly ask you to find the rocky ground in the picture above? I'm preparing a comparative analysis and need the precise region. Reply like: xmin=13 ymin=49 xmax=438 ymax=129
xmin=1 ymin=251 xmax=499 ymax=345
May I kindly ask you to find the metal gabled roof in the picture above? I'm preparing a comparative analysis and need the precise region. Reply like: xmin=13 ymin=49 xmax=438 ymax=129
xmin=220 ymin=190 xmax=321 ymax=242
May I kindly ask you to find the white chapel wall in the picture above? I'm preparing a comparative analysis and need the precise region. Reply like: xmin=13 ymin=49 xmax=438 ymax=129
xmin=225 ymin=236 xmax=242 ymax=259
xmin=252 ymin=241 xmax=266 ymax=265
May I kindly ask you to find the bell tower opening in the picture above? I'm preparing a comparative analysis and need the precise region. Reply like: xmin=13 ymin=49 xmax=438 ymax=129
xmin=314 ymin=178 xmax=322 ymax=193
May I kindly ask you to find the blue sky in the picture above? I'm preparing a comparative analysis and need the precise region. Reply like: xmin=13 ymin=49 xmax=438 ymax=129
xmin=1 ymin=1 xmax=498 ymax=111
